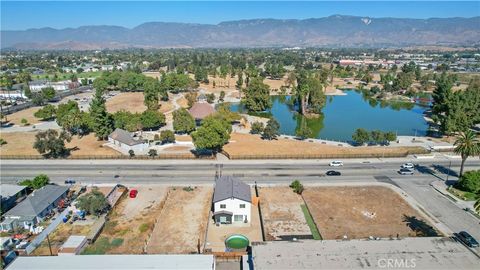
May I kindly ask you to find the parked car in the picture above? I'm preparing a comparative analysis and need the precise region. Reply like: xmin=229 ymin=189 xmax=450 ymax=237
xmin=326 ymin=170 xmax=341 ymax=176
xmin=64 ymin=179 xmax=76 ymax=185
xmin=457 ymin=231 xmax=479 ymax=248
xmin=129 ymin=189 xmax=138 ymax=198
xmin=398 ymin=168 xmax=414 ymax=175
xmin=329 ymin=161 xmax=344 ymax=167
xmin=401 ymin=163 xmax=415 ymax=169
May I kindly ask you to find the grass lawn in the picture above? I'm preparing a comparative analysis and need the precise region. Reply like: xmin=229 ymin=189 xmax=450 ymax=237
xmin=300 ymin=204 xmax=322 ymax=240
xmin=33 ymin=71 xmax=103 ymax=80
xmin=447 ymin=187 xmax=478 ymax=201
xmin=81 ymin=236 xmax=124 ymax=255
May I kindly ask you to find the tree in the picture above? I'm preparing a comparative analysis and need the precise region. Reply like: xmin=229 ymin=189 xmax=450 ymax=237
xmin=289 ymin=180 xmax=304 ymax=195
xmin=244 ymin=77 xmax=271 ymax=112
xmin=173 ymin=108 xmax=196 ymax=134
xmin=160 ymin=130 xmax=175 ymax=144
xmin=236 ymin=72 xmax=243 ymax=89
xmin=454 ymin=130 xmax=480 ymax=177
xmin=140 ymin=110 xmax=165 ymax=130
xmin=21 ymin=118 xmax=29 ymax=126
xmin=56 ymin=100 xmax=90 ymax=135
xmin=143 ymin=77 xmax=161 ymax=110
xmin=76 ymin=190 xmax=108 ymax=216
xmin=352 ymin=128 xmax=370 ymax=145
xmin=385 ymin=131 xmax=397 ymax=143
xmin=262 ymin=119 xmax=280 ymax=140
xmin=455 ymin=170 xmax=480 ymax=194
xmin=295 ymin=71 xmax=326 ymax=115
xmin=296 ymin=119 xmax=312 ymax=140
xmin=89 ymin=90 xmax=113 ymax=140
xmin=33 ymin=129 xmax=72 ymax=158
xmin=215 ymin=103 xmax=241 ymax=123
xmin=250 ymin=121 xmax=264 ymax=134
xmin=41 ymin=87 xmax=56 ymax=101
xmin=206 ymin=93 xmax=215 ymax=104
xmin=185 ymin=92 xmax=197 ymax=108
xmin=19 ymin=174 xmax=50 ymax=189
xmin=191 ymin=116 xmax=231 ymax=152
xmin=34 ymin=104 xmax=56 ymax=121
xmin=148 ymin=149 xmax=158 ymax=158
xmin=219 ymin=91 xmax=225 ymax=102
xmin=370 ymin=130 xmax=385 ymax=145
xmin=128 ymin=149 xmax=135 ymax=158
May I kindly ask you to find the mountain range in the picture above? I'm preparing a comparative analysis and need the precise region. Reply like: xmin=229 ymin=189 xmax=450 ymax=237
xmin=2 ymin=15 xmax=480 ymax=50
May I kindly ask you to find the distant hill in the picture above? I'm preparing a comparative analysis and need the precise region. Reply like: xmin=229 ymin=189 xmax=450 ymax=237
xmin=2 ymin=15 xmax=480 ymax=50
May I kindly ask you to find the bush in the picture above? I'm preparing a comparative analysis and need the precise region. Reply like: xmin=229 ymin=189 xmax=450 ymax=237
xmin=138 ymin=223 xmax=150 ymax=233
xmin=352 ymin=128 xmax=370 ymax=145
xmin=262 ymin=119 xmax=280 ymax=140
xmin=21 ymin=118 xmax=29 ymax=126
xmin=19 ymin=174 xmax=50 ymax=189
xmin=455 ymin=170 xmax=480 ymax=193
xmin=160 ymin=130 xmax=175 ymax=144
xmin=250 ymin=121 xmax=264 ymax=134
xmin=0 ymin=138 xmax=6 ymax=146
xmin=128 ymin=149 xmax=135 ymax=158
xmin=289 ymin=180 xmax=304 ymax=195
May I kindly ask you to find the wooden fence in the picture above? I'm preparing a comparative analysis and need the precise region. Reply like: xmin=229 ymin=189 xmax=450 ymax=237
xmin=0 ymin=154 xmax=214 ymax=160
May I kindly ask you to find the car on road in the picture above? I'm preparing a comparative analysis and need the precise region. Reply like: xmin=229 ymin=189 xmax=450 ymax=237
xmin=401 ymin=163 xmax=415 ymax=169
xmin=398 ymin=168 xmax=414 ymax=175
xmin=64 ymin=179 xmax=76 ymax=185
xmin=129 ymin=189 xmax=138 ymax=198
xmin=326 ymin=170 xmax=341 ymax=176
xmin=329 ymin=161 xmax=344 ymax=167
xmin=456 ymin=231 xmax=479 ymax=248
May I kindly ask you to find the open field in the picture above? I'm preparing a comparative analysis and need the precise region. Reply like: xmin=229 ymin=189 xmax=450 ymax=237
xmin=84 ymin=186 xmax=169 ymax=254
xmin=31 ymin=223 xmax=92 ymax=256
xmin=105 ymin=92 xmax=175 ymax=114
xmin=258 ymin=187 xmax=311 ymax=241
xmin=147 ymin=186 xmax=212 ymax=254
xmin=205 ymin=187 xmax=263 ymax=252
xmin=32 ymin=71 xmax=103 ymax=80
xmin=4 ymin=106 xmax=44 ymax=125
xmin=302 ymin=186 xmax=439 ymax=239
xmin=223 ymin=133 xmax=428 ymax=159
xmin=0 ymin=132 xmax=120 ymax=156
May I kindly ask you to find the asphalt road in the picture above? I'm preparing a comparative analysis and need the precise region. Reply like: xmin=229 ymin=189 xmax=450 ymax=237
xmin=1 ymin=158 xmax=479 ymax=243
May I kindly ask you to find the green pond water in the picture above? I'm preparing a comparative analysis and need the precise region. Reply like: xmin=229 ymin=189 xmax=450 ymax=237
xmin=229 ymin=90 xmax=429 ymax=142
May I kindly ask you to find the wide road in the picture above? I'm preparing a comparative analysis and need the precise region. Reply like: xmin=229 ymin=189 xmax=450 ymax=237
xmin=1 ymin=158 xmax=479 ymax=242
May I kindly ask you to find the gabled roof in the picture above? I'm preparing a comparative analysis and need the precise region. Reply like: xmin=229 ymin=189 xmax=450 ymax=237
xmin=188 ymin=103 xmax=215 ymax=120
xmin=0 ymin=184 xmax=26 ymax=198
xmin=4 ymin=185 xmax=69 ymax=217
xmin=213 ymin=176 xmax=251 ymax=203
xmin=109 ymin=128 xmax=145 ymax=146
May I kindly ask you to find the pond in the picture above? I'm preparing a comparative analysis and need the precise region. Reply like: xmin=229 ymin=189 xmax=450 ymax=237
xmin=229 ymin=90 xmax=429 ymax=142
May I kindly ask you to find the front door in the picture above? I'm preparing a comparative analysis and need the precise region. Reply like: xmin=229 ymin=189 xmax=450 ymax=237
xmin=219 ymin=216 xmax=227 ymax=223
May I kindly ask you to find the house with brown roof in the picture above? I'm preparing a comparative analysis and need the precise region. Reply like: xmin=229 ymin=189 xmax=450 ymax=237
xmin=188 ymin=102 xmax=216 ymax=124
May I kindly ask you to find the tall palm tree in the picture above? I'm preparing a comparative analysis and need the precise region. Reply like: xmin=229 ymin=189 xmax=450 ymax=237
xmin=454 ymin=130 xmax=480 ymax=177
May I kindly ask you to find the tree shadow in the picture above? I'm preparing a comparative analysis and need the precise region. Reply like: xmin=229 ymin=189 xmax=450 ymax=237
xmin=415 ymin=164 xmax=435 ymax=175
xmin=403 ymin=215 xmax=439 ymax=237
xmin=432 ymin=164 xmax=459 ymax=178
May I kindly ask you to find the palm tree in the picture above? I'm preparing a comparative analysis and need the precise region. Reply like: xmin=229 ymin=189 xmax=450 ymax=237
xmin=474 ymin=197 xmax=480 ymax=214
xmin=454 ymin=130 xmax=480 ymax=177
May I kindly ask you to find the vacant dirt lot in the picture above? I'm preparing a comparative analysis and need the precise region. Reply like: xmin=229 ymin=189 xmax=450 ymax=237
xmin=89 ymin=186 xmax=169 ymax=254
xmin=31 ymin=223 xmax=92 ymax=256
xmin=302 ymin=186 xmax=438 ymax=239
xmin=259 ymin=187 xmax=310 ymax=240
xmin=5 ymin=106 xmax=44 ymax=125
xmin=0 ymin=132 xmax=120 ymax=156
xmin=147 ymin=186 xmax=212 ymax=254
xmin=223 ymin=133 xmax=427 ymax=158
xmin=105 ymin=92 xmax=174 ymax=114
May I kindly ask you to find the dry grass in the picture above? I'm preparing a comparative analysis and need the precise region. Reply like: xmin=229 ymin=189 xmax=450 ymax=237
xmin=259 ymin=187 xmax=311 ymax=240
xmin=223 ymin=133 xmax=426 ymax=158
xmin=0 ymin=132 xmax=120 ymax=156
xmin=31 ymin=223 xmax=92 ymax=256
xmin=147 ymin=187 xmax=212 ymax=254
xmin=4 ymin=106 xmax=44 ymax=125
xmin=106 ymin=92 xmax=147 ymax=113
xmin=302 ymin=186 xmax=438 ymax=239
xmin=175 ymin=135 xmax=192 ymax=142
xmin=162 ymin=146 xmax=192 ymax=152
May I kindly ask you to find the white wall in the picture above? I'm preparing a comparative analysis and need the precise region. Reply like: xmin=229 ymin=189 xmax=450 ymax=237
xmin=214 ymin=198 xmax=251 ymax=223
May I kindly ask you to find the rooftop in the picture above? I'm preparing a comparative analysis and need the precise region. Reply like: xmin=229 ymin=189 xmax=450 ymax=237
xmin=0 ymin=184 xmax=26 ymax=198
xmin=8 ymin=254 xmax=215 ymax=270
xmin=213 ymin=176 xmax=251 ymax=203
xmin=188 ymin=102 xmax=215 ymax=120
xmin=252 ymin=237 xmax=479 ymax=269
xmin=61 ymin=235 xmax=86 ymax=249
xmin=4 ymin=185 xmax=69 ymax=218
xmin=109 ymin=128 xmax=145 ymax=146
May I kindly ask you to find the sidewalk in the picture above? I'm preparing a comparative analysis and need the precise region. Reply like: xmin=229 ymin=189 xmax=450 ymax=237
xmin=430 ymin=180 xmax=477 ymax=216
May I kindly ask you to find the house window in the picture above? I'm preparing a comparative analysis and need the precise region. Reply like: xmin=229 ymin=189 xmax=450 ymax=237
xmin=239 ymin=204 xmax=245 ymax=208
xmin=220 ymin=204 xmax=226 ymax=209
xmin=234 ymin=215 xmax=243 ymax=222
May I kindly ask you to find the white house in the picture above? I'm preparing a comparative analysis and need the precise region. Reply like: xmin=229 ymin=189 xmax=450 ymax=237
xmin=212 ymin=176 xmax=251 ymax=224
xmin=108 ymin=128 xmax=149 ymax=154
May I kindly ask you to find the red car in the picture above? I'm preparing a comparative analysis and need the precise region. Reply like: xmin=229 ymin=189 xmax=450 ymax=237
xmin=129 ymin=189 xmax=138 ymax=198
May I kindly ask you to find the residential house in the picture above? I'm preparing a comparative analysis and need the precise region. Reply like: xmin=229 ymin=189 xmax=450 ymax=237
xmin=212 ymin=176 xmax=252 ymax=224
xmin=0 ymin=185 xmax=69 ymax=231
xmin=0 ymin=185 xmax=28 ymax=213
xmin=188 ymin=102 xmax=216 ymax=125
xmin=108 ymin=128 xmax=149 ymax=154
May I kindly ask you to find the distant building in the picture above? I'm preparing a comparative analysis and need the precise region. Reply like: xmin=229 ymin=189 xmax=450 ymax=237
xmin=0 ymin=185 xmax=69 ymax=231
xmin=212 ymin=176 xmax=252 ymax=224
xmin=29 ymin=80 xmax=76 ymax=92
xmin=188 ymin=102 xmax=216 ymax=124
xmin=108 ymin=128 xmax=149 ymax=153
xmin=0 ymin=185 xmax=28 ymax=213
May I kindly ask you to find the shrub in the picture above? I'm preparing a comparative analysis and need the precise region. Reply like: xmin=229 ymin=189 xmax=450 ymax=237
xmin=455 ymin=170 xmax=480 ymax=193
xmin=289 ymin=180 xmax=304 ymax=195
xmin=160 ymin=130 xmax=175 ymax=144
xmin=250 ymin=121 xmax=264 ymax=134
xmin=21 ymin=118 xmax=29 ymax=126
xmin=0 ymin=138 xmax=6 ymax=146
xmin=128 ymin=149 xmax=135 ymax=158
xmin=139 ymin=223 xmax=150 ymax=233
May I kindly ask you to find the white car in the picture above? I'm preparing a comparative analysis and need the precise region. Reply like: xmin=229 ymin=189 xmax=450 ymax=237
xmin=398 ymin=168 xmax=414 ymax=175
xmin=401 ymin=163 xmax=415 ymax=169
xmin=329 ymin=161 xmax=344 ymax=167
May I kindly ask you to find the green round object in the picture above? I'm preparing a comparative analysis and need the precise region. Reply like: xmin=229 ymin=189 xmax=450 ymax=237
xmin=225 ymin=234 xmax=249 ymax=249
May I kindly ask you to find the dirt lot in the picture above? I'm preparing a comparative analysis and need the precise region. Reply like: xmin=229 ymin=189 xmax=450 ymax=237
xmin=259 ymin=187 xmax=311 ymax=240
xmin=31 ymin=223 xmax=92 ymax=256
xmin=147 ymin=186 xmax=212 ymax=254
xmin=4 ymin=106 xmax=44 ymax=125
xmin=105 ymin=92 xmax=174 ymax=114
xmin=223 ymin=133 xmax=427 ymax=158
xmin=86 ymin=186 xmax=169 ymax=254
xmin=302 ymin=186 xmax=438 ymax=239
xmin=0 ymin=132 xmax=120 ymax=156
xmin=206 ymin=187 xmax=263 ymax=252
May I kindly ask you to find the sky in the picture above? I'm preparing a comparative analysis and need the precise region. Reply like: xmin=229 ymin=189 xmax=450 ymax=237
xmin=1 ymin=1 xmax=479 ymax=30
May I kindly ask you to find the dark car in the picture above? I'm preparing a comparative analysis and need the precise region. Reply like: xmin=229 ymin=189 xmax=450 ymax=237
xmin=64 ymin=179 xmax=76 ymax=185
xmin=326 ymin=170 xmax=341 ymax=176
xmin=457 ymin=231 xmax=479 ymax=248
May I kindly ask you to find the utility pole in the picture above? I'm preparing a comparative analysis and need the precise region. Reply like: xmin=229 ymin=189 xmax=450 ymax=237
xmin=446 ymin=160 xmax=452 ymax=182
xmin=46 ymin=234 xmax=53 ymax=256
